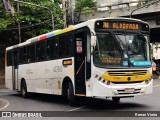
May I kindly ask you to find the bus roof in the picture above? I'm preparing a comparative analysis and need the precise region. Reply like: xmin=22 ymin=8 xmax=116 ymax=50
xmin=6 ymin=17 xmax=148 ymax=51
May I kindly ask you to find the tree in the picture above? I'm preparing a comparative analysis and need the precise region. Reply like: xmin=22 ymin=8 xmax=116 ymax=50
xmin=0 ymin=0 xmax=64 ymax=71
xmin=74 ymin=0 xmax=96 ymax=23
xmin=0 ymin=0 xmax=64 ymax=43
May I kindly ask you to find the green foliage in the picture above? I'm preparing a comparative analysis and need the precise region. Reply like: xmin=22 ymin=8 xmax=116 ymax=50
xmin=74 ymin=0 xmax=96 ymax=23
xmin=75 ymin=0 xmax=96 ymax=13
xmin=0 ymin=0 xmax=64 ymax=41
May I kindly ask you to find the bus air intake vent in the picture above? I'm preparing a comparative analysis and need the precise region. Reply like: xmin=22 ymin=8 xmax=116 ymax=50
xmin=108 ymin=70 xmax=147 ymax=76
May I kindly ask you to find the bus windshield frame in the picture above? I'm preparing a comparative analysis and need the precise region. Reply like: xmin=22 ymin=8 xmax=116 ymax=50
xmin=93 ymin=31 xmax=151 ymax=68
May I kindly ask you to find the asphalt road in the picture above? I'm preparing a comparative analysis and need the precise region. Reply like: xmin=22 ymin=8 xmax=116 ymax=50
xmin=0 ymin=79 xmax=160 ymax=120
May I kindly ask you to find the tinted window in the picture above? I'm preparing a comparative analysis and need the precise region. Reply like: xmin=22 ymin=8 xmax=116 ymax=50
xmin=59 ymin=34 xmax=73 ymax=57
xmin=19 ymin=47 xmax=27 ymax=64
xmin=47 ymin=37 xmax=59 ymax=59
xmin=36 ymin=41 xmax=45 ymax=61
xmin=7 ymin=51 xmax=12 ymax=66
xmin=27 ymin=45 xmax=35 ymax=63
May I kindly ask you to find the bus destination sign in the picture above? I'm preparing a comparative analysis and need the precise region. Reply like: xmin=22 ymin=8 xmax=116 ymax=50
xmin=95 ymin=20 xmax=149 ymax=31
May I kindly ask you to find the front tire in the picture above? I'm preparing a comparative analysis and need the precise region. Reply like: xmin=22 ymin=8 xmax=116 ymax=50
xmin=21 ymin=81 xmax=28 ymax=98
xmin=68 ymin=82 xmax=77 ymax=106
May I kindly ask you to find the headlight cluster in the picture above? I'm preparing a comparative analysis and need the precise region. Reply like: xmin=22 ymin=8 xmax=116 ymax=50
xmin=145 ymin=77 xmax=152 ymax=84
xmin=95 ymin=75 xmax=111 ymax=85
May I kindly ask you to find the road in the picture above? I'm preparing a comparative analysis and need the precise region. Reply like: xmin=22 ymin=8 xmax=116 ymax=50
xmin=0 ymin=79 xmax=160 ymax=120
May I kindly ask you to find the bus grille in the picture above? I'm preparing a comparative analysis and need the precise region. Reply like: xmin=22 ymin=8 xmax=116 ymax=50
xmin=108 ymin=70 xmax=147 ymax=76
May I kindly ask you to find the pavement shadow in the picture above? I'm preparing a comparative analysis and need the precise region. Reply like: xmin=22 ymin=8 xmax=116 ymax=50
xmin=12 ymin=93 xmax=69 ymax=105
xmin=10 ymin=92 xmax=149 ymax=110
xmin=84 ymin=97 xmax=149 ymax=111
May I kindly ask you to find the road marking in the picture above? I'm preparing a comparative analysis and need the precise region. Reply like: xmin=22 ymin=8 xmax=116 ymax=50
xmin=67 ymin=106 xmax=86 ymax=112
xmin=153 ymin=84 xmax=160 ymax=88
xmin=0 ymin=99 xmax=9 ymax=111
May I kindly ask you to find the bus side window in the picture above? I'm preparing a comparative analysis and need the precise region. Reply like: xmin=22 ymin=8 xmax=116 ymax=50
xmin=7 ymin=51 xmax=12 ymax=66
xmin=46 ymin=40 xmax=50 ymax=60
xmin=23 ymin=47 xmax=27 ymax=63
xmin=36 ymin=41 xmax=45 ymax=61
xmin=27 ymin=45 xmax=35 ymax=63
xmin=69 ymin=34 xmax=74 ymax=56
xmin=19 ymin=47 xmax=27 ymax=64
xmin=54 ymin=37 xmax=59 ymax=59
xmin=49 ymin=38 xmax=55 ymax=59
xmin=59 ymin=35 xmax=71 ymax=58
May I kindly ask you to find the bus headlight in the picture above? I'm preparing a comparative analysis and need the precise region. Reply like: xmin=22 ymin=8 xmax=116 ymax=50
xmin=103 ymin=79 xmax=111 ymax=85
xmin=145 ymin=77 xmax=152 ymax=84
xmin=96 ymin=75 xmax=111 ymax=85
xmin=106 ymin=81 xmax=111 ymax=85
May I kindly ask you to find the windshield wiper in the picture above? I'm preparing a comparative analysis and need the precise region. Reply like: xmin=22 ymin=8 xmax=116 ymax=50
xmin=110 ymin=32 xmax=134 ymax=67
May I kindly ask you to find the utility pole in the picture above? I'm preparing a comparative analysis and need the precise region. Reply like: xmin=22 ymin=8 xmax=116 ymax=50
xmin=14 ymin=0 xmax=55 ymax=43
xmin=15 ymin=0 xmax=54 ymax=30
xmin=62 ymin=0 xmax=67 ymax=28
xmin=70 ymin=0 xmax=75 ymax=25
xmin=16 ymin=0 xmax=21 ymax=43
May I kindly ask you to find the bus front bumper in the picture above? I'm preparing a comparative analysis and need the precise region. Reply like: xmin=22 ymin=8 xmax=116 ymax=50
xmin=91 ymin=80 xmax=153 ymax=97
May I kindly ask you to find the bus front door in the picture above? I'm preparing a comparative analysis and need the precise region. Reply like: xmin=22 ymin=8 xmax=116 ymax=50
xmin=74 ymin=31 xmax=86 ymax=95
xmin=12 ymin=50 xmax=19 ymax=90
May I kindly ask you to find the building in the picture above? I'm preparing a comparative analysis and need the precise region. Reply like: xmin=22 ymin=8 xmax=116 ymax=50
xmin=96 ymin=0 xmax=138 ymax=11
xmin=96 ymin=0 xmax=138 ymax=5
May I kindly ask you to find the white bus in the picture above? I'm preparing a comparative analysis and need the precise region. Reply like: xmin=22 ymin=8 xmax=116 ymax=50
xmin=5 ymin=17 xmax=152 ymax=106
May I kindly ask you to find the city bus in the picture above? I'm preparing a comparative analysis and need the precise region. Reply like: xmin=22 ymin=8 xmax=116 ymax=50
xmin=5 ymin=17 xmax=152 ymax=106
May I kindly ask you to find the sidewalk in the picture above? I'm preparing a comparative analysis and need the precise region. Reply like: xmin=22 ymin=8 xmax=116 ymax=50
xmin=0 ymin=88 xmax=10 ymax=92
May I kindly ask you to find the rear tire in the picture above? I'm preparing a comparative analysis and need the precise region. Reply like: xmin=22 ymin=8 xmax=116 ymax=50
xmin=21 ymin=81 xmax=28 ymax=98
xmin=68 ymin=82 xmax=77 ymax=106
xmin=112 ymin=97 xmax=120 ymax=104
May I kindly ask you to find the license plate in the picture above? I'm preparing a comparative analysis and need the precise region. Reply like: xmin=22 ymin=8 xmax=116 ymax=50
xmin=125 ymin=88 xmax=134 ymax=93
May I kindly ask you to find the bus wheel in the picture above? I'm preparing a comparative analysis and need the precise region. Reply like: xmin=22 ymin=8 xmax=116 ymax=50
xmin=112 ymin=97 xmax=120 ymax=104
xmin=68 ymin=82 xmax=77 ymax=106
xmin=21 ymin=81 xmax=28 ymax=98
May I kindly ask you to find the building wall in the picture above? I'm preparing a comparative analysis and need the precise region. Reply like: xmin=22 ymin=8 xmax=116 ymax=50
xmin=96 ymin=0 xmax=137 ymax=5
xmin=96 ymin=0 xmax=138 ymax=11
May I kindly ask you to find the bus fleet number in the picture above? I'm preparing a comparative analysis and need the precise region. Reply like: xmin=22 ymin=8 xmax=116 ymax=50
xmin=53 ymin=66 xmax=62 ymax=72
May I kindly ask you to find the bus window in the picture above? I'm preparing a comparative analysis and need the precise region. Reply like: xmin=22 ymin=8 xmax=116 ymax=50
xmin=54 ymin=37 xmax=59 ymax=59
xmin=59 ymin=35 xmax=70 ymax=57
xmin=47 ymin=37 xmax=59 ymax=59
xmin=7 ymin=51 xmax=12 ymax=66
xmin=19 ymin=47 xmax=27 ymax=64
xmin=36 ymin=41 xmax=45 ymax=61
xmin=27 ymin=45 xmax=35 ymax=63
xmin=46 ymin=40 xmax=50 ymax=60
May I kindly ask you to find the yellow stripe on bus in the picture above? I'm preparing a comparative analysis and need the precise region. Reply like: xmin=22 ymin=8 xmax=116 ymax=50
xmin=102 ymin=71 xmax=152 ymax=82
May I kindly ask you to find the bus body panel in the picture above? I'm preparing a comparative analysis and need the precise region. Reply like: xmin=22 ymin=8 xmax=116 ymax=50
xmin=5 ymin=66 xmax=13 ymax=90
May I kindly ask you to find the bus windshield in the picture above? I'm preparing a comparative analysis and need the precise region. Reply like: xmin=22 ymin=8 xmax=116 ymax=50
xmin=93 ymin=33 xmax=150 ymax=68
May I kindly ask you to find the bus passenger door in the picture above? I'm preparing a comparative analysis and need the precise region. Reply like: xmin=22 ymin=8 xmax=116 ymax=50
xmin=74 ymin=30 xmax=87 ymax=95
xmin=12 ymin=50 xmax=19 ymax=90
